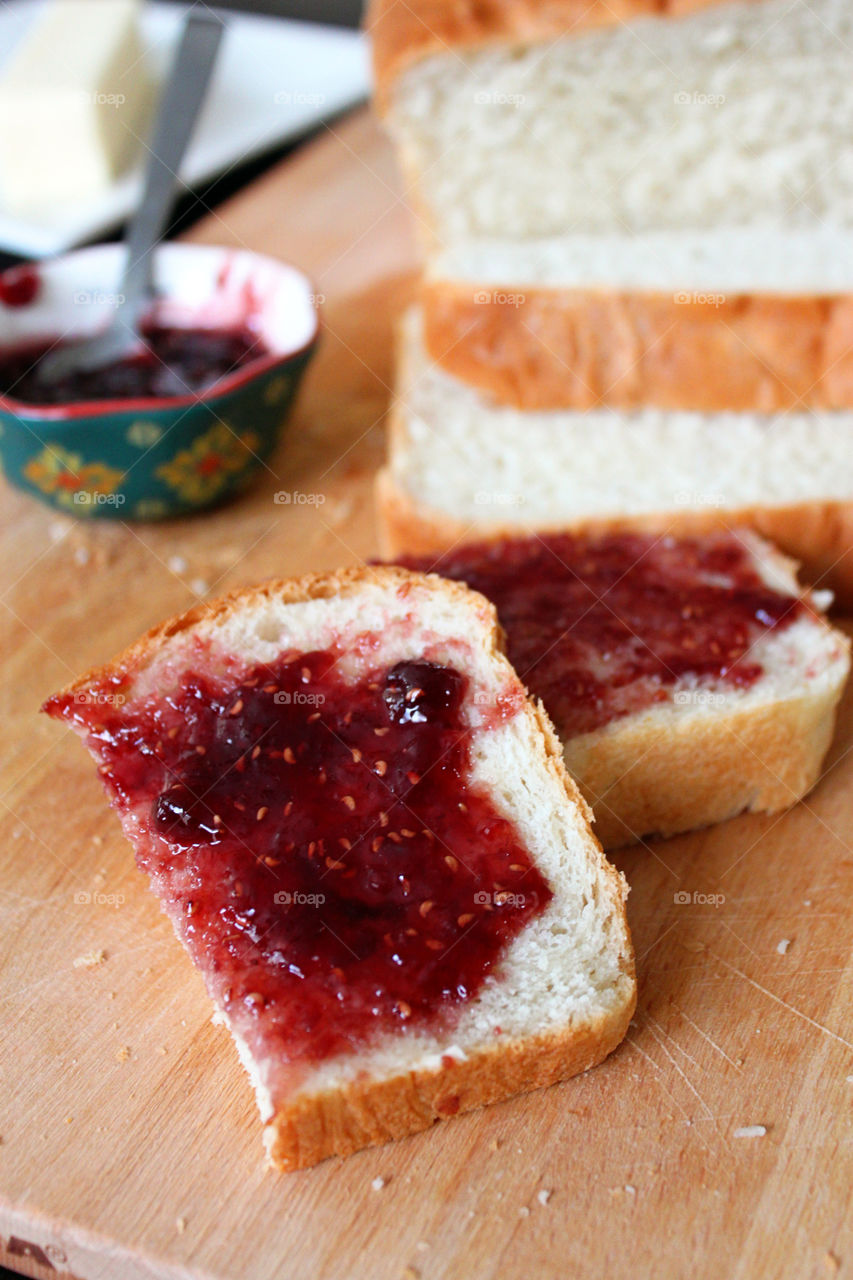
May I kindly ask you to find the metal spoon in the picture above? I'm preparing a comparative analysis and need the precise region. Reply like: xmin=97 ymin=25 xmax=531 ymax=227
xmin=37 ymin=9 xmax=225 ymax=387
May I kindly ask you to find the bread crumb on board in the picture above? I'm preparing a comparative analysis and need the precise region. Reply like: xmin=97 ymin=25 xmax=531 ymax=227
xmin=733 ymin=1125 xmax=767 ymax=1139
xmin=116 ymin=1045 xmax=131 ymax=1063
xmin=73 ymin=949 xmax=106 ymax=969
xmin=776 ymin=938 xmax=792 ymax=955
xmin=537 ymin=1189 xmax=552 ymax=1206
xmin=176 ymin=1217 xmax=187 ymax=1235
xmin=371 ymin=1176 xmax=387 ymax=1191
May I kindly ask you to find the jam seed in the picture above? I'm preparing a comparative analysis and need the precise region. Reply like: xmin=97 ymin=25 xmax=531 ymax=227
xmin=245 ymin=991 xmax=265 ymax=1007
xmin=256 ymin=807 xmax=268 ymax=821
xmin=228 ymin=699 xmax=243 ymax=716
xmin=326 ymin=858 xmax=346 ymax=871
xmin=407 ymin=771 xmax=420 ymax=785
xmin=419 ymin=901 xmax=434 ymax=917
xmin=396 ymin=1001 xmax=412 ymax=1020
xmin=351 ymin=748 xmax=362 ymax=763
xmin=251 ymin=746 xmax=261 ymax=760
xmin=457 ymin=913 xmax=474 ymax=926
xmin=284 ymin=747 xmax=296 ymax=764
xmin=262 ymin=684 xmax=278 ymax=694
xmin=283 ymin=801 xmax=293 ymax=817
xmin=301 ymin=667 xmax=312 ymax=683
xmin=425 ymin=939 xmax=444 ymax=951
xmin=444 ymin=855 xmax=458 ymax=871
xmin=339 ymin=837 xmax=352 ymax=851
xmin=401 ymin=828 xmax=416 ymax=838
xmin=308 ymin=712 xmax=322 ymax=723
xmin=387 ymin=832 xmax=402 ymax=844
xmin=168 ymin=726 xmax=179 ymax=738
xmin=375 ymin=760 xmax=388 ymax=777
xmin=263 ymin=856 xmax=280 ymax=867
xmin=379 ymin=811 xmax=389 ymax=827
xmin=342 ymin=794 xmax=356 ymax=810
xmin=374 ymin=726 xmax=389 ymax=736
xmin=372 ymin=837 xmax=383 ymax=853
xmin=195 ymin=745 xmax=206 ymax=755
xmin=213 ymin=814 xmax=223 ymax=826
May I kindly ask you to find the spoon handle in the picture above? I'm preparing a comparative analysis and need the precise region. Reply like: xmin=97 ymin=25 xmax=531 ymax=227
xmin=120 ymin=10 xmax=225 ymax=323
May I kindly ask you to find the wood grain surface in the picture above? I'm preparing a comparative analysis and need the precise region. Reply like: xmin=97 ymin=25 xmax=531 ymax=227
xmin=1 ymin=108 xmax=852 ymax=1280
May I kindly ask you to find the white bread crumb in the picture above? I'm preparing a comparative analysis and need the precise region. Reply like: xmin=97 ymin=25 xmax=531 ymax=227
xmin=372 ymin=1176 xmax=386 ymax=1191
xmin=777 ymin=939 xmax=792 ymax=955
xmin=537 ymin=1189 xmax=552 ymax=1206
xmin=73 ymin=949 xmax=106 ymax=969
xmin=733 ymin=1125 xmax=767 ymax=1138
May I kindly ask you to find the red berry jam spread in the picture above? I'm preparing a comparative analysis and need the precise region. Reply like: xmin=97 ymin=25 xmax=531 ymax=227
xmin=47 ymin=652 xmax=550 ymax=1075
xmin=0 ymin=323 xmax=267 ymax=405
xmin=397 ymin=533 xmax=804 ymax=737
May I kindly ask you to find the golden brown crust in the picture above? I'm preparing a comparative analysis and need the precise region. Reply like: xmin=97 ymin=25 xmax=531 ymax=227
xmin=422 ymin=283 xmax=853 ymax=413
xmin=565 ymin=677 xmax=848 ymax=848
xmin=376 ymin=469 xmax=853 ymax=608
xmin=265 ymin=994 xmax=635 ymax=1170
xmin=368 ymin=0 xmax=754 ymax=107
xmin=45 ymin=565 xmax=635 ymax=1170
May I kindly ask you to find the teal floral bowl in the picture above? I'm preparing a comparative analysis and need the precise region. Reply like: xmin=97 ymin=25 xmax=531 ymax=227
xmin=0 ymin=244 xmax=319 ymax=519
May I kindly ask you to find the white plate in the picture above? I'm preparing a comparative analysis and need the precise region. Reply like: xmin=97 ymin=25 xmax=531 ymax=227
xmin=0 ymin=0 xmax=370 ymax=258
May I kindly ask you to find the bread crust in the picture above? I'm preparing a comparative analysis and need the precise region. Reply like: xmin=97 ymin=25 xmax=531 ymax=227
xmin=45 ymin=566 xmax=635 ymax=1170
xmin=376 ymin=468 xmax=853 ymax=608
xmin=265 ymin=993 xmax=634 ymax=1170
xmin=368 ymin=0 xmax=756 ymax=107
xmin=422 ymin=282 xmax=853 ymax=413
xmin=564 ymin=678 xmax=847 ymax=849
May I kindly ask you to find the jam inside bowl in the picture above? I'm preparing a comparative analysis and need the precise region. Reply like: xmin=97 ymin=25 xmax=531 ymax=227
xmin=0 ymin=244 xmax=319 ymax=520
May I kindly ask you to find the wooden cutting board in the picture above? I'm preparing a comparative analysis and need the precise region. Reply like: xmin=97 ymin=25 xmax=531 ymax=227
xmin=2 ymin=108 xmax=852 ymax=1280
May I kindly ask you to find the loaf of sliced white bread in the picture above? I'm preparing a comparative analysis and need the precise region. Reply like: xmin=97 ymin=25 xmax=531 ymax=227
xmin=44 ymin=568 xmax=635 ymax=1170
xmin=370 ymin=0 xmax=853 ymax=411
xmin=391 ymin=530 xmax=851 ymax=848
xmin=379 ymin=311 xmax=853 ymax=603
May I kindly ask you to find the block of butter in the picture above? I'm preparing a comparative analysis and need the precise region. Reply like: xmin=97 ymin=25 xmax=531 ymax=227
xmin=0 ymin=0 xmax=155 ymax=218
